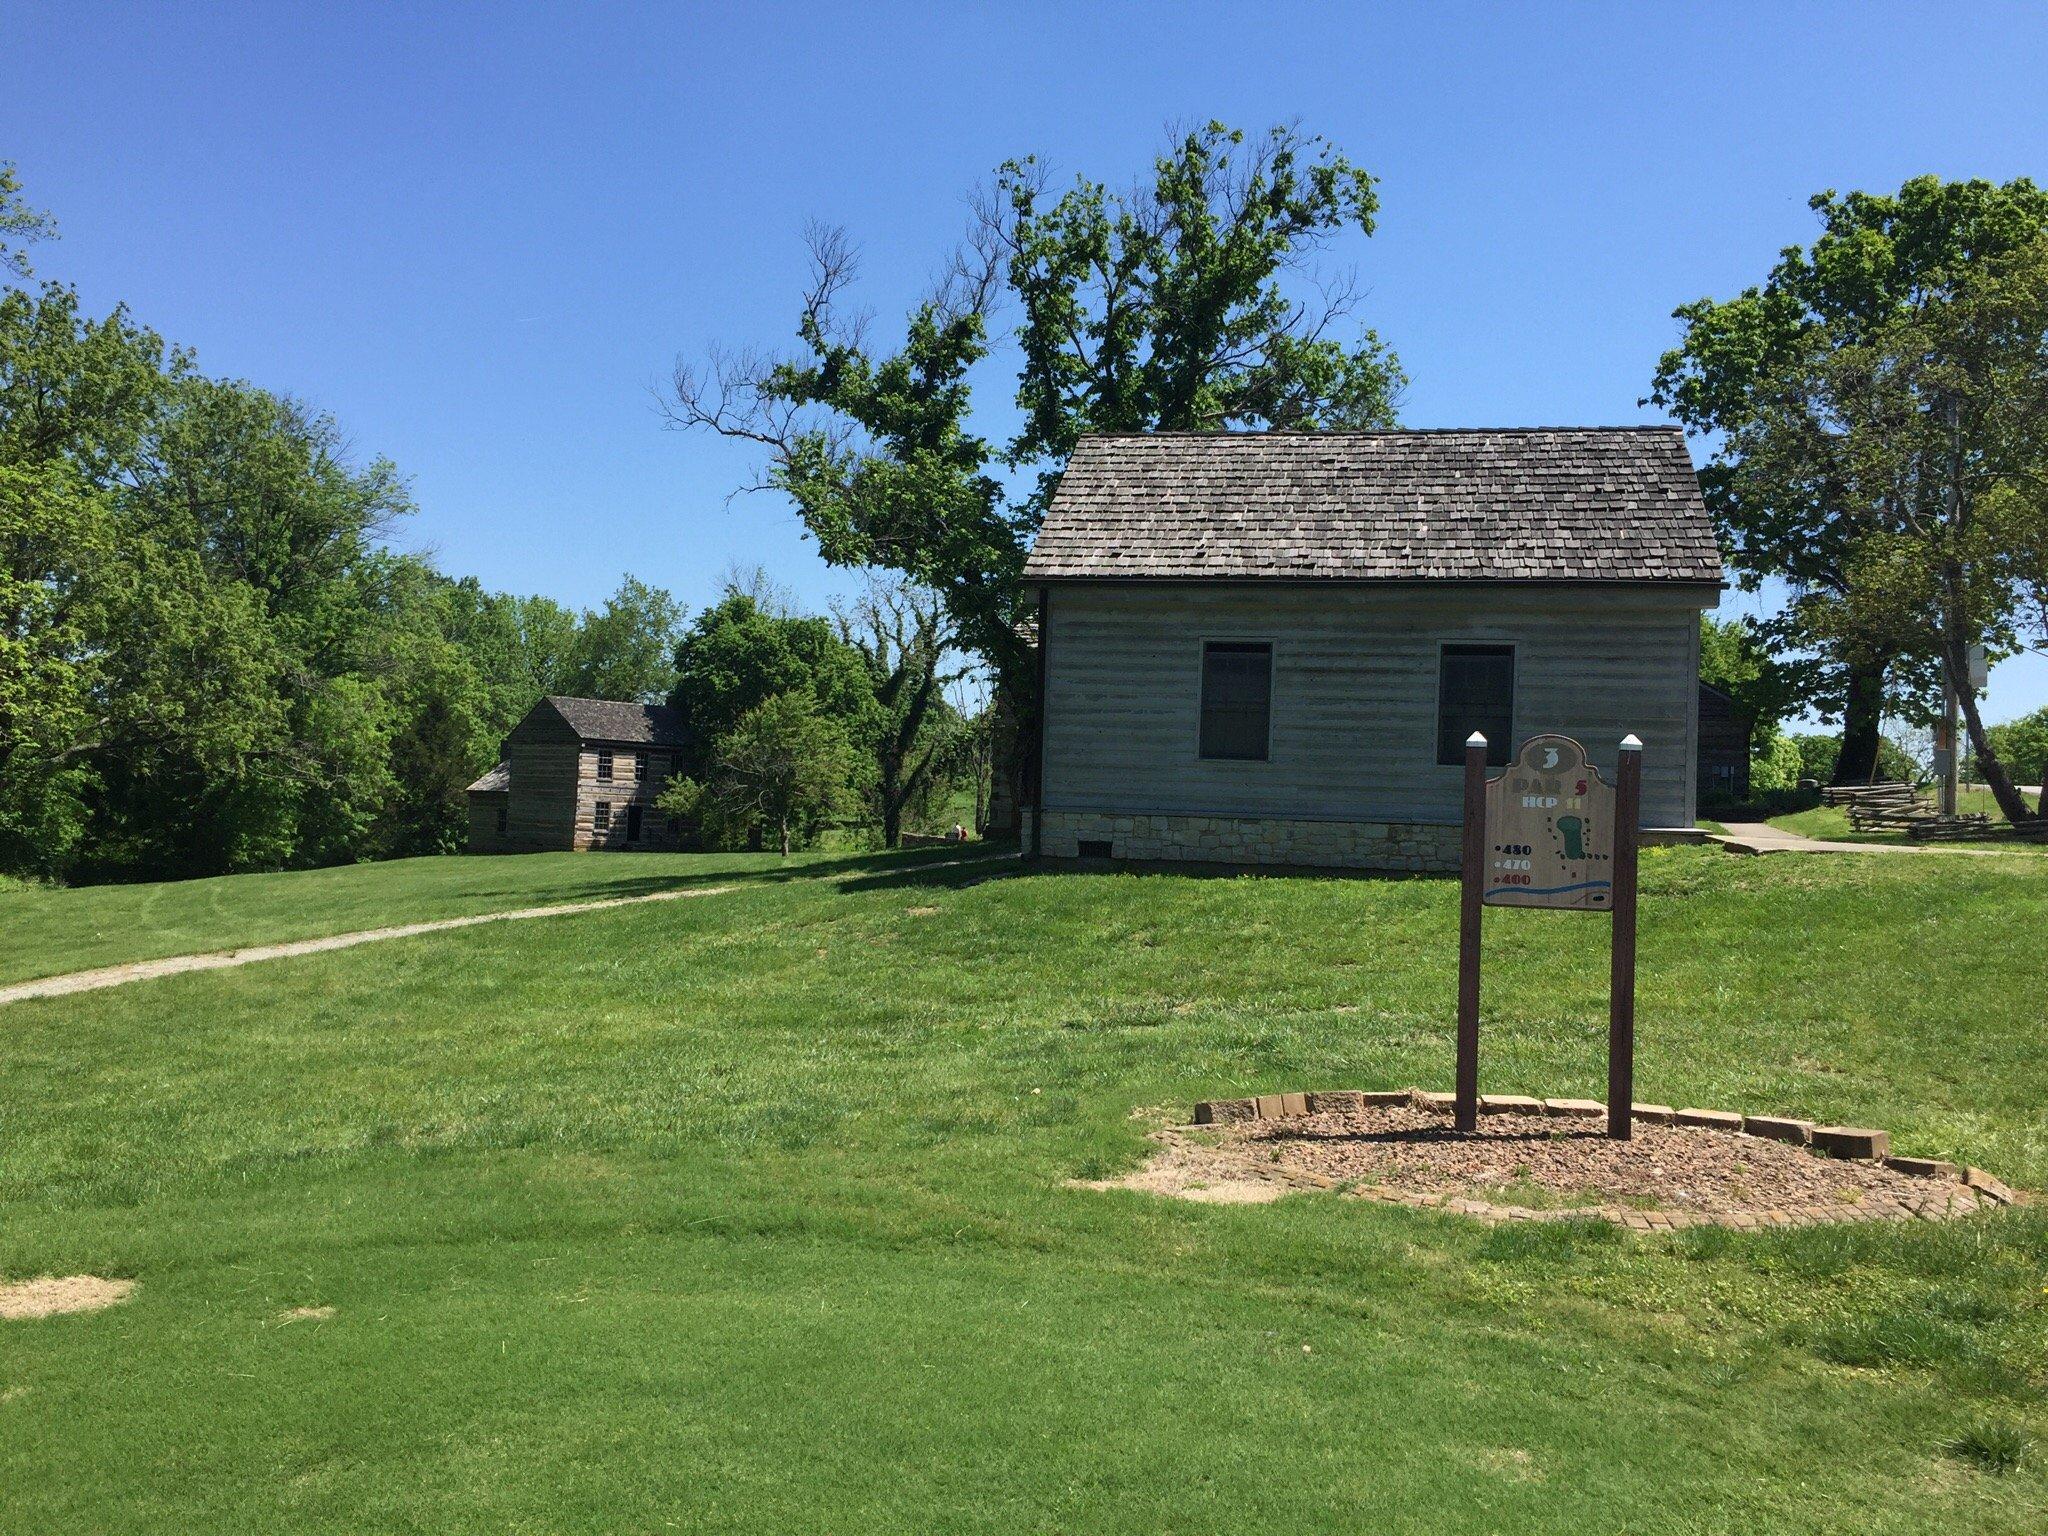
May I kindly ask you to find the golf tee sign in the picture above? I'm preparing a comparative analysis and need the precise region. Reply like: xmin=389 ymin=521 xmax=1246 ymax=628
xmin=1455 ymin=732 xmax=1644 ymax=1140
xmin=1482 ymin=735 xmax=1617 ymax=909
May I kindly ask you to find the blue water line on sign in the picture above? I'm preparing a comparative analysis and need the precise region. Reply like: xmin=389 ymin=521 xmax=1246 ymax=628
xmin=1488 ymin=880 xmax=1613 ymax=898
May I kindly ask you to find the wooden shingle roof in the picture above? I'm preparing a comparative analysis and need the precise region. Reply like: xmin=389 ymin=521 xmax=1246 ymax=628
xmin=544 ymin=696 xmax=690 ymax=747
xmin=1022 ymin=428 xmax=1722 ymax=585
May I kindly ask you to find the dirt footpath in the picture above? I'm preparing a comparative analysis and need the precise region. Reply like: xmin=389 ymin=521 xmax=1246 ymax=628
xmin=0 ymin=884 xmax=736 ymax=1009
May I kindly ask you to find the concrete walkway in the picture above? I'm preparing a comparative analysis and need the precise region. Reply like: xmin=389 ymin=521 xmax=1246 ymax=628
xmin=1713 ymin=822 xmax=2029 ymax=857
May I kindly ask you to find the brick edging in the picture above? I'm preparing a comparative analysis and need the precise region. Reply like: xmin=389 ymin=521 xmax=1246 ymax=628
xmin=1187 ymin=1087 xmax=2018 ymax=1228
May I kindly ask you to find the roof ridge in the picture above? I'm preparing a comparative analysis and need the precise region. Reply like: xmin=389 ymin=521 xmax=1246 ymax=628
xmin=1075 ymin=426 xmax=1683 ymax=440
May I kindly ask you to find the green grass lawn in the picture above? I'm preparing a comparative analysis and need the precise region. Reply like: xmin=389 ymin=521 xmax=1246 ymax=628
xmin=0 ymin=847 xmax=974 ymax=987
xmin=4 ymin=846 xmax=2046 ymax=1531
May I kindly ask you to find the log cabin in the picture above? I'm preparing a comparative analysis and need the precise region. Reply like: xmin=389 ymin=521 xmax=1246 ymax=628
xmin=1018 ymin=429 xmax=1725 ymax=871
xmin=466 ymin=696 xmax=690 ymax=853
xmin=1695 ymin=680 xmax=1753 ymax=803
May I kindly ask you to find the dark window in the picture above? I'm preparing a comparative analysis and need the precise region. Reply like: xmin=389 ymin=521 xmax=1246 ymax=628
xmin=633 ymin=752 xmax=646 ymax=782
xmin=595 ymin=748 xmax=613 ymax=782
xmin=495 ymin=804 xmax=507 ymax=836
xmin=1198 ymin=643 xmax=1273 ymax=761
xmin=1436 ymin=645 xmax=1515 ymax=766
xmin=593 ymin=800 xmax=612 ymax=831
xmin=626 ymin=804 xmax=643 ymax=842
xmin=1077 ymin=838 xmax=1114 ymax=859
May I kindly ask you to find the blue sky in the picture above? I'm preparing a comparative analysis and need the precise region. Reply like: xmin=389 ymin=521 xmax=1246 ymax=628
xmin=6 ymin=0 xmax=2047 ymax=721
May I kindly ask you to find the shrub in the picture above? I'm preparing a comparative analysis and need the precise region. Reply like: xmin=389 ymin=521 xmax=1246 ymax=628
xmin=1698 ymin=785 xmax=1821 ymax=820
xmin=1789 ymin=733 xmax=1841 ymax=783
xmin=1984 ymin=706 xmax=2048 ymax=785
xmin=1749 ymin=732 xmax=1805 ymax=792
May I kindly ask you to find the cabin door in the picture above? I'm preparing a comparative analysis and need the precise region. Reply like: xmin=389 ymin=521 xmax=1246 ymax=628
xmin=625 ymin=804 xmax=643 ymax=843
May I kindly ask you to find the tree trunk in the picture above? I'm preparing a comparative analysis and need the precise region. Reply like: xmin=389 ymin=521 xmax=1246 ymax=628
xmin=779 ymin=818 xmax=791 ymax=857
xmin=1949 ymin=645 xmax=2041 ymax=831
xmin=1834 ymin=658 xmax=1888 ymax=784
xmin=882 ymin=795 xmax=902 ymax=849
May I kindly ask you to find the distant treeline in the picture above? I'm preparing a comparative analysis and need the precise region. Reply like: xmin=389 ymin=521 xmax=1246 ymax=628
xmin=0 ymin=166 xmax=979 ymax=882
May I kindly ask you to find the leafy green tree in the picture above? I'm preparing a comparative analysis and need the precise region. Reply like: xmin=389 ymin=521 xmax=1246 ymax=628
xmin=1749 ymin=730 xmax=1806 ymax=792
xmin=2 ymin=163 xmax=695 ymax=878
xmin=128 ymin=379 xmax=412 ymax=656
xmin=507 ymin=593 xmax=583 ymax=698
xmin=1650 ymin=176 xmax=2048 ymax=783
xmin=1 ymin=281 xmax=182 ymax=480
xmin=1789 ymin=733 xmax=1842 ymax=785
xmin=1699 ymin=615 xmax=1798 ymax=750
xmin=0 ymin=162 xmax=54 ymax=278
xmin=1983 ymin=707 xmax=2048 ymax=794
xmin=1731 ymin=235 xmax=2048 ymax=826
xmin=994 ymin=122 xmax=1403 ymax=473
xmin=107 ymin=379 xmax=418 ymax=873
xmin=657 ymin=691 xmax=857 ymax=855
xmin=366 ymin=563 xmax=508 ymax=857
xmin=666 ymin=121 xmax=1404 ymax=746
xmin=564 ymin=576 xmax=685 ymax=703
xmin=669 ymin=589 xmax=871 ymax=757
xmin=437 ymin=579 xmax=543 ymax=734
xmin=1772 ymin=731 xmax=1916 ymax=789
xmin=0 ymin=457 xmax=109 ymax=868
xmin=835 ymin=580 xmax=961 ymax=847
xmin=0 ymin=268 xmax=287 ymax=877
xmin=672 ymin=225 xmax=1028 ymax=690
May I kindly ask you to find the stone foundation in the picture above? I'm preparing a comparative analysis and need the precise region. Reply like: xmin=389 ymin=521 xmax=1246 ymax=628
xmin=1034 ymin=808 xmax=1461 ymax=872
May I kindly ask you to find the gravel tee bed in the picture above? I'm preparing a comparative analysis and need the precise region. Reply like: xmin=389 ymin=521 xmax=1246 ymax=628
xmin=1093 ymin=1105 xmax=1996 ymax=1229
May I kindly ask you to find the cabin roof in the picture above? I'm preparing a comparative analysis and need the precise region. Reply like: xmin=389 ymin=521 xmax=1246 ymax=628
xmin=1023 ymin=428 xmax=1722 ymax=585
xmin=466 ymin=761 xmax=511 ymax=795
xmin=543 ymin=696 xmax=690 ymax=747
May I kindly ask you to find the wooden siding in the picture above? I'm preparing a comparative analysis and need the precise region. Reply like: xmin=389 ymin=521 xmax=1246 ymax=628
xmin=568 ymin=746 xmax=684 ymax=851
xmin=500 ymin=738 xmax=581 ymax=850
xmin=1040 ymin=584 xmax=1712 ymax=829
xmin=1696 ymin=683 xmax=1751 ymax=801
xmin=491 ymin=740 xmax=685 ymax=853
xmin=465 ymin=791 xmax=509 ymax=853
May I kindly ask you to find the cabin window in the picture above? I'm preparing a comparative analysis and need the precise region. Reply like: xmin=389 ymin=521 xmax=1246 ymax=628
xmin=633 ymin=751 xmax=647 ymax=782
xmin=596 ymin=748 xmax=613 ymax=781
xmin=1436 ymin=644 xmax=1515 ymax=766
xmin=593 ymin=800 xmax=612 ymax=831
xmin=1198 ymin=642 xmax=1273 ymax=761
xmin=495 ymin=804 xmax=507 ymax=836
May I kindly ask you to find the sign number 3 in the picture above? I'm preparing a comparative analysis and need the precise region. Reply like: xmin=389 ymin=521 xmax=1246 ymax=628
xmin=1455 ymin=731 xmax=1644 ymax=1141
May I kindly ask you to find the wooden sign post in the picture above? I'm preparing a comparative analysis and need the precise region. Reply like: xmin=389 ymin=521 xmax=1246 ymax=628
xmin=1455 ymin=732 xmax=1643 ymax=1139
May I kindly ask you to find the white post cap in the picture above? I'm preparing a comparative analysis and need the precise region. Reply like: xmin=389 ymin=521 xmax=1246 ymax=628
xmin=1466 ymin=731 xmax=1487 ymax=747
xmin=1619 ymin=733 xmax=1643 ymax=751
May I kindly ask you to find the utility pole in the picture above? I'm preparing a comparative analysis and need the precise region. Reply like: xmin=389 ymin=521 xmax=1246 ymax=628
xmin=1940 ymin=681 xmax=1960 ymax=814
xmin=1939 ymin=394 xmax=1962 ymax=816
